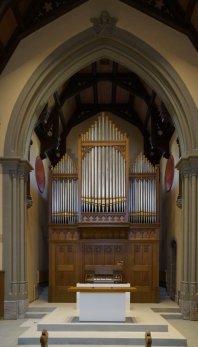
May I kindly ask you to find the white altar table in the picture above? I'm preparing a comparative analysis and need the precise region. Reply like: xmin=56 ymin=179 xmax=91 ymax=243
xmin=68 ymin=283 xmax=135 ymax=322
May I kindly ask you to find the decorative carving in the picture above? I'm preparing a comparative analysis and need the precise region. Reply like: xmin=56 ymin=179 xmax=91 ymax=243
xmin=129 ymin=229 xmax=159 ymax=240
xmin=90 ymin=11 xmax=118 ymax=35
xmin=176 ymin=194 xmax=182 ymax=209
xmin=26 ymin=195 xmax=33 ymax=209
xmin=81 ymin=213 xmax=126 ymax=223
xmin=49 ymin=229 xmax=79 ymax=241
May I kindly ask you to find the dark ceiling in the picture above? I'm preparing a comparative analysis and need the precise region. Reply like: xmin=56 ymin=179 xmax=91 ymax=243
xmin=34 ymin=60 xmax=175 ymax=166
xmin=1 ymin=0 xmax=197 ymax=166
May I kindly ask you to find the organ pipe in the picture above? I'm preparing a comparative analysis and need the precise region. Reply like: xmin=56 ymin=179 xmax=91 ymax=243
xmin=50 ymin=153 xmax=78 ymax=224
xmin=128 ymin=152 xmax=159 ymax=224
xmin=81 ymin=145 xmax=124 ymax=212
xmin=49 ymin=114 xmax=159 ymax=225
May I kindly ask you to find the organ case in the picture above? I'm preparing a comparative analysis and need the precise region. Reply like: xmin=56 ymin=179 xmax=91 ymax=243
xmin=48 ymin=114 xmax=160 ymax=303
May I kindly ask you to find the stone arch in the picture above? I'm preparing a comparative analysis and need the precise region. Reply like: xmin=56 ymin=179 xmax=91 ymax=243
xmin=4 ymin=27 xmax=198 ymax=160
xmin=2 ymin=26 xmax=198 ymax=319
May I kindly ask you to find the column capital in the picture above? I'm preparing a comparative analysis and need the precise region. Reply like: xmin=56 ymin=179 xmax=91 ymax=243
xmin=176 ymin=156 xmax=198 ymax=176
xmin=0 ymin=157 xmax=33 ymax=318
xmin=0 ymin=157 xmax=33 ymax=175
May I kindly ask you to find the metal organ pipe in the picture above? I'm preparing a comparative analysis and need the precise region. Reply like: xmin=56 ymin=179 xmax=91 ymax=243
xmin=50 ymin=115 xmax=158 ymax=226
xmin=51 ymin=153 xmax=78 ymax=224
xmin=79 ymin=114 xmax=128 ymax=214
xmin=128 ymin=153 xmax=158 ymax=224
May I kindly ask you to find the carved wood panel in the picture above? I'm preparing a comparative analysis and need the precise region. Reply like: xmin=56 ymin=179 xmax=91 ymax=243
xmin=129 ymin=242 xmax=158 ymax=302
xmin=49 ymin=227 xmax=159 ymax=303
xmin=49 ymin=242 xmax=80 ymax=302
xmin=82 ymin=242 xmax=128 ymax=282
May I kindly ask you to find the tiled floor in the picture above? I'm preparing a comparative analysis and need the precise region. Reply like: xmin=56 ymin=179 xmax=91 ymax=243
xmin=0 ymin=295 xmax=197 ymax=347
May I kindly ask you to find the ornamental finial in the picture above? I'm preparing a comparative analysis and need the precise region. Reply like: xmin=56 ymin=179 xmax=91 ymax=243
xmin=90 ymin=11 xmax=118 ymax=35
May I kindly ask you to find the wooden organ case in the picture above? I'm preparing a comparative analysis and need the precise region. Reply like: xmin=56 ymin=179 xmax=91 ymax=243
xmin=48 ymin=114 xmax=160 ymax=303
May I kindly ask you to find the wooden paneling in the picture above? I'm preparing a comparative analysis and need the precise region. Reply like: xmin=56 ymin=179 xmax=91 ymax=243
xmin=49 ymin=227 xmax=159 ymax=303
xmin=79 ymin=227 xmax=128 ymax=239
xmin=129 ymin=240 xmax=159 ymax=302
xmin=49 ymin=239 xmax=80 ymax=302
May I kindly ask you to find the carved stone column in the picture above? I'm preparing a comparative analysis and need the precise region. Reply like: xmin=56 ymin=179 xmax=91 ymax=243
xmin=176 ymin=157 xmax=198 ymax=320
xmin=0 ymin=158 xmax=32 ymax=319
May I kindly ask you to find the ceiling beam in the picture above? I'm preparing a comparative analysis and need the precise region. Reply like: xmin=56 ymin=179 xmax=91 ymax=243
xmin=145 ymin=91 xmax=157 ymax=128
xmin=53 ymin=91 xmax=66 ymax=129
xmin=62 ymin=103 xmax=149 ymax=137
xmin=59 ymin=72 xmax=150 ymax=105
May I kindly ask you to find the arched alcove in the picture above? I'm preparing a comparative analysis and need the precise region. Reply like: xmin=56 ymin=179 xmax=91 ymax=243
xmin=2 ymin=25 xmax=198 ymax=319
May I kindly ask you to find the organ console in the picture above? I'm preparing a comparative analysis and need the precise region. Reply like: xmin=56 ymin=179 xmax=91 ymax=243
xmin=48 ymin=113 xmax=160 ymax=304
xmin=85 ymin=265 xmax=123 ymax=283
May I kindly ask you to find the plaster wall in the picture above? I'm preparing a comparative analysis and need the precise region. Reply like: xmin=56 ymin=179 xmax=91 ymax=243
xmin=27 ymin=133 xmax=48 ymax=302
xmin=0 ymin=171 xmax=2 ymax=269
xmin=160 ymin=132 xmax=182 ymax=299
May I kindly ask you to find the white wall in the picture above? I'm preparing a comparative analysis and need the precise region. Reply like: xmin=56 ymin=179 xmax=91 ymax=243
xmin=160 ymin=131 xmax=182 ymax=299
xmin=27 ymin=133 xmax=49 ymax=302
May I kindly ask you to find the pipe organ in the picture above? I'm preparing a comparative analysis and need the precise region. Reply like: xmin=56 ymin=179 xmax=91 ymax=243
xmin=128 ymin=153 xmax=159 ymax=224
xmin=50 ymin=154 xmax=78 ymax=224
xmin=49 ymin=113 xmax=160 ymax=304
xmin=79 ymin=116 xmax=128 ymax=222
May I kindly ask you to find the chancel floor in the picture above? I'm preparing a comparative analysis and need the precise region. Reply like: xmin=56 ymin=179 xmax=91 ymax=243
xmin=0 ymin=290 xmax=198 ymax=347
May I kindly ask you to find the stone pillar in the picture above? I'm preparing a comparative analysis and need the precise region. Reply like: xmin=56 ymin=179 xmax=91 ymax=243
xmin=0 ymin=158 xmax=32 ymax=319
xmin=176 ymin=157 xmax=198 ymax=320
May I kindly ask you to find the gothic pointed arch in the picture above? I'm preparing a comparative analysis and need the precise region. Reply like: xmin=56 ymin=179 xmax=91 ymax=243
xmin=2 ymin=22 xmax=198 ymax=320
xmin=3 ymin=27 xmax=198 ymax=160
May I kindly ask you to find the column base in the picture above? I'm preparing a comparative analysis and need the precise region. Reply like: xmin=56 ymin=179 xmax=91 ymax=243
xmin=179 ymin=299 xmax=198 ymax=320
xmin=4 ymin=299 xmax=28 ymax=319
xmin=179 ymin=282 xmax=198 ymax=320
